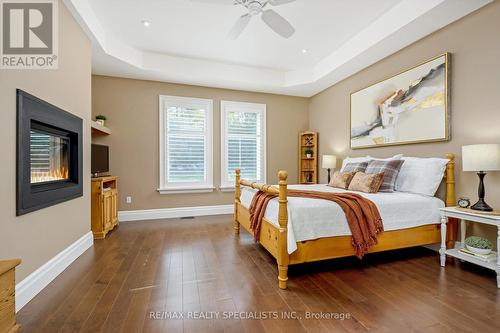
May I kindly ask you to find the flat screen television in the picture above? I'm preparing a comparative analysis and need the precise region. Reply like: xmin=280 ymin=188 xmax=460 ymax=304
xmin=91 ymin=144 xmax=109 ymax=175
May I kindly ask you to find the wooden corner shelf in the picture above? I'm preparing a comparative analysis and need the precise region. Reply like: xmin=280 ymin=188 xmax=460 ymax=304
xmin=298 ymin=131 xmax=318 ymax=184
xmin=91 ymin=121 xmax=111 ymax=135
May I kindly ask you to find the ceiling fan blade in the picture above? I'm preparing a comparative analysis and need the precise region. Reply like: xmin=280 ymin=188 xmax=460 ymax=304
xmin=268 ymin=0 xmax=296 ymax=6
xmin=261 ymin=9 xmax=295 ymax=38
xmin=190 ymin=0 xmax=234 ymax=5
xmin=228 ymin=14 xmax=251 ymax=39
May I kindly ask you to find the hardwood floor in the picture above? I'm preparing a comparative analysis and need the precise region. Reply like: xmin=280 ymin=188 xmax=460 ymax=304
xmin=18 ymin=215 xmax=500 ymax=333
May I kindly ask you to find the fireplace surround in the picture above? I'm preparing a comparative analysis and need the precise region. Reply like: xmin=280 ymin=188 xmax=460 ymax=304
xmin=16 ymin=89 xmax=83 ymax=216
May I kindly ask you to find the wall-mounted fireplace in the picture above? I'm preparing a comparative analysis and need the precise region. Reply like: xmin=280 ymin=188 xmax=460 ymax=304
xmin=17 ymin=90 xmax=83 ymax=216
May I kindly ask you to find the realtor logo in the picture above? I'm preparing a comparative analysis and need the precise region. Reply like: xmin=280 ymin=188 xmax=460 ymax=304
xmin=1 ymin=0 xmax=58 ymax=69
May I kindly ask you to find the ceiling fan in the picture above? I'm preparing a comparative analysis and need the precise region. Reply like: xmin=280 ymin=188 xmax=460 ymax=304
xmin=192 ymin=0 xmax=296 ymax=39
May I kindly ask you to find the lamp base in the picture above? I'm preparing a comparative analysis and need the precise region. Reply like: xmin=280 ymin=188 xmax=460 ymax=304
xmin=471 ymin=171 xmax=493 ymax=212
xmin=471 ymin=198 xmax=493 ymax=212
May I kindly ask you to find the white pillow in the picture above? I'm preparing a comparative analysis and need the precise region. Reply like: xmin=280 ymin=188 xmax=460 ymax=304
xmin=340 ymin=154 xmax=403 ymax=171
xmin=340 ymin=156 xmax=370 ymax=171
xmin=395 ymin=157 xmax=449 ymax=196
xmin=369 ymin=154 xmax=403 ymax=161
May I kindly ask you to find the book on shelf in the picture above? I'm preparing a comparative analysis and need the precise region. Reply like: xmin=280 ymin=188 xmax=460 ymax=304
xmin=458 ymin=248 xmax=497 ymax=262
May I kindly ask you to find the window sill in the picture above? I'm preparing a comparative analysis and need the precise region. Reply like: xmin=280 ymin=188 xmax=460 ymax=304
xmin=219 ymin=186 xmax=235 ymax=192
xmin=157 ymin=186 xmax=215 ymax=194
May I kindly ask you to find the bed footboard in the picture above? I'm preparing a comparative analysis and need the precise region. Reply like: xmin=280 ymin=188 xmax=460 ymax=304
xmin=234 ymin=169 xmax=289 ymax=289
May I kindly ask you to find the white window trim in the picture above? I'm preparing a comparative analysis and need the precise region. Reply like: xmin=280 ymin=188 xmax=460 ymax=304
xmin=158 ymin=95 xmax=213 ymax=194
xmin=220 ymin=100 xmax=266 ymax=189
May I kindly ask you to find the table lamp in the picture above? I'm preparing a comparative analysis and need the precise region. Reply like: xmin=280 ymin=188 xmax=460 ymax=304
xmin=322 ymin=155 xmax=337 ymax=183
xmin=462 ymin=144 xmax=500 ymax=211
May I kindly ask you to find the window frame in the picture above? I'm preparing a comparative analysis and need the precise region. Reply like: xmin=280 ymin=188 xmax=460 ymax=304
xmin=158 ymin=95 xmax=214 ymax=194
xmin=220 ymin=100 xmax=267 ymax=190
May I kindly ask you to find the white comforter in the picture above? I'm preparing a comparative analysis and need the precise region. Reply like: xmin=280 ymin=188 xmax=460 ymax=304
xmin=240 ymin=184 xmax=444 ymax=254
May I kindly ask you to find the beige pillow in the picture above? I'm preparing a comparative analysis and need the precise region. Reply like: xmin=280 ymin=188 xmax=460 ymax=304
xmin=348 ymin=172 xmax=384 ymax=193
xmin=328 ymin=171 xmax=355 ymax=189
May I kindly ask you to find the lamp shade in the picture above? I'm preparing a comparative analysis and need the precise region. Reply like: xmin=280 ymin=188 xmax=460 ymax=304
xmin=462 ymin=144 xmax=500 ymax=171
xmin=322 ymin=155 xmax=337 ymax=169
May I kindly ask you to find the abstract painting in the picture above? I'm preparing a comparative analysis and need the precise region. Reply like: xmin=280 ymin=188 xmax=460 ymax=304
xmin=350 ymin=53 xmax=450 ymax=149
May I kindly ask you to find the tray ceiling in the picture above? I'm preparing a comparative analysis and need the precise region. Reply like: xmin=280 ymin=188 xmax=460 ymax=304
xmin=64 ymin=0 xmax=491 ymax=96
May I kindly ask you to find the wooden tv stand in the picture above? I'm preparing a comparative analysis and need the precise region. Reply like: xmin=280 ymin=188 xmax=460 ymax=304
xmin=91 ymin=176 xmax=118 ymax=239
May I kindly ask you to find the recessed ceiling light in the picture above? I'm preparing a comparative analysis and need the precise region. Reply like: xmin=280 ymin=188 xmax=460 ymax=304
xmin=301 ymin=49 xmax=307 ymax=54
xmin=142 ymin=20 xmax=150 ymax=27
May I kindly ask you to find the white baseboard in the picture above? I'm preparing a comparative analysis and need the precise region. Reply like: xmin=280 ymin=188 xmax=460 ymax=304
xmin=15 ymin=231 xmax=94 ymax=312
xmin=118 ymin=204 xmax=233 ymax=222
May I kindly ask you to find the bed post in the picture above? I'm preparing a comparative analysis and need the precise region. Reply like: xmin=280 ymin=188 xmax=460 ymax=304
xmin=445 ymin=153 xmax=456 ymax=207
xmin=234 ymin=168 xmax=241 ymax=235
xmin=277 ymin=170 xmax=289 ymax=290
xmin=445 ymin=153 xmax=457 ymax=248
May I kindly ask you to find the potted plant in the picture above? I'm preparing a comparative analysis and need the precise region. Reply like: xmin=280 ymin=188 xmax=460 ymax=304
xmin=95 ymin=115 xmax=107 ymax=126
xmin=304 ymin=148 xmax=314 ymax=158
xmin=465 ymin=236 xmax=493 ymax=255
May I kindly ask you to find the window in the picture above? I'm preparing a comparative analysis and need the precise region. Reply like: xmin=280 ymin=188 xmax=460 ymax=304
xmin=159 ymin=95 xmax=213 ymax=193
xmin=220 ymin=101 xmax=266 ymax=189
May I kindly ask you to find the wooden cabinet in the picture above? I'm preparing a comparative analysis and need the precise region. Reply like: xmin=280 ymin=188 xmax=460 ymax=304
xmin=298 ymin=132 xmax=318 ymax=184
xmin=91 ymin=176 xmax=118 ymax=239
xmin=0 ymin=259 xmax=21 ymax=333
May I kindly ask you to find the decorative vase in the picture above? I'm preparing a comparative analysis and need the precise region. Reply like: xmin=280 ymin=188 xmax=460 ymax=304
xmin=96 ymin=119 xmax=105 ymax=126
xmin=466 ymin=245 xmax=492 ymax=255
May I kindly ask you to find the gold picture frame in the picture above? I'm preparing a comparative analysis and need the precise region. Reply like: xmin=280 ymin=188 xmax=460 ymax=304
xmin=350 ymin=53 xmax=451 ymax=149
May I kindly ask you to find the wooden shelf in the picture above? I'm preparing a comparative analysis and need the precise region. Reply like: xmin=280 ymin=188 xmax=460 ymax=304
xmin=445 ymin=248 xmax=498 ymax=271
xmin=91 ymin=121 xmax=111 ymax=135
xmin=0 ymin=259 xmax=21 ymax=333
xmin=298 ymin=132 xmax=318 ymax=184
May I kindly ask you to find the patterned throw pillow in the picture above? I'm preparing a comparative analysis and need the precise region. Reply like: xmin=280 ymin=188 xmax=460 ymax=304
xmin=347 ymin=172 xmax=385 ymax=193
xmin=342 ymin=162 xmax=369 ymax=173
xmin=328 ymin=171 xmax=355 ymax=189
xmin=365 ymin=159 xmax=405 ymax=192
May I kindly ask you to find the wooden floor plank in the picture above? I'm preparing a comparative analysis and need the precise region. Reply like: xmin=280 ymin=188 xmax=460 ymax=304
xmin=17 ymin=215 xmax=500 ymax=333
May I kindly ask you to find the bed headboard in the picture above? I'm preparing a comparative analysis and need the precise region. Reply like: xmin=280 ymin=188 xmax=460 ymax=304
xmin=444 ymin=153 xmax=455 ymax=207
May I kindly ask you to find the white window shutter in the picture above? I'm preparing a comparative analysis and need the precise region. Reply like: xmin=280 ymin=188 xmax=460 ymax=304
xmin=221 ymin=101 xmax=266 ymax=188
xmin=159 ymin=96 xmax=213 ymax=193
xmin=167 ymin=106 xmax=206 ymax=183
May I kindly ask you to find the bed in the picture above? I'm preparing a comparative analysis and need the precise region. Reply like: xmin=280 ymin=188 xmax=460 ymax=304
xmin=233 ymin=154 xmax=457 ymax=289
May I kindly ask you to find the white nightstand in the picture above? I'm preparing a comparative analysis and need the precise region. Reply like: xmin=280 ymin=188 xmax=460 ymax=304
xmin=440 ymin=207 xmax=500 ymax=288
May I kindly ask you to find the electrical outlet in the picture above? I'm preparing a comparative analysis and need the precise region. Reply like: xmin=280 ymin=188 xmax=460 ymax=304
xmin=126 ymin=196 xmax=132 ymax=204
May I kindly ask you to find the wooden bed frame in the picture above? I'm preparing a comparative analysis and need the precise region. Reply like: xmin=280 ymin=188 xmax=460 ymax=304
xmin=233 ymin=154 xmax=457 ymax=289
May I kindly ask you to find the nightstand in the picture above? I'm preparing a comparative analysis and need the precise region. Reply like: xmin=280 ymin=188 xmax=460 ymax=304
xmin=440 ymin=207 xmax=500 ymax=288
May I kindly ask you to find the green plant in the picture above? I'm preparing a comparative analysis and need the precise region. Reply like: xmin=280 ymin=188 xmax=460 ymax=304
xmin=95 ymin=115 xmax=107 ymax=121
xmin=465 ymin=236 xmax=492 ymax=249
xmin=304 ymin=148 xmax=314 ymax=156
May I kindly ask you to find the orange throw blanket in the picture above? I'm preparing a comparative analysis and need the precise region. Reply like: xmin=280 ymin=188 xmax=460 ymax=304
xmin=249 ymin=189 xmax=384 ymax=258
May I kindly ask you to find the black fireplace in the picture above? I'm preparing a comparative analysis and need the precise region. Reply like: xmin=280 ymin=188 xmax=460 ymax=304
xmin=16 ymin=89 xmax=83 ymax=216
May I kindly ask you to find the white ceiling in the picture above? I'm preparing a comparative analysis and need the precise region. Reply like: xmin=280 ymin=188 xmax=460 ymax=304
xmin=64 ymin=0 xmax=491 ymax=97
xmin=88 ymin=0 xmax=401 ymax=71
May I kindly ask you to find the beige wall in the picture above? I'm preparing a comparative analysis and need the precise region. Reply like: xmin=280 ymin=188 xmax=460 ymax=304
xmin=309 ymin=1 xmax=500 ymax=241
xmin=0 ymin=1 xmax=91 ymax=280
xmin=91 ymin=76 xmax=309 ymax=210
